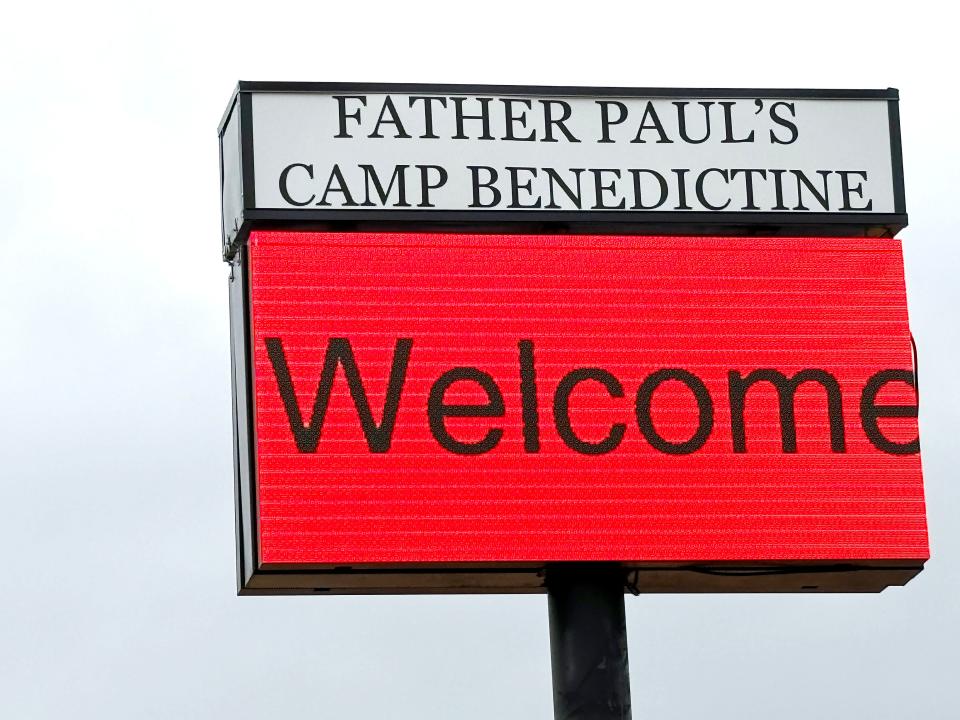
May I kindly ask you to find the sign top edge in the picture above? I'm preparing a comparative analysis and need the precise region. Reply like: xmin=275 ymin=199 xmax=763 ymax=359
xmin=232 ymin=81 xmax=899 ymax=100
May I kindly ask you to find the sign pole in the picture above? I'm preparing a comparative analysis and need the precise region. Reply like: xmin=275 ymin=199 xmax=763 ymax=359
xmin=547 ymin=564 xmax=632 ymax=720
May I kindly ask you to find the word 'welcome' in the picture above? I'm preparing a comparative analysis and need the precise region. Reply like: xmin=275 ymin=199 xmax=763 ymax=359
xmin=265 ymin=337 xmax=918 ymax=457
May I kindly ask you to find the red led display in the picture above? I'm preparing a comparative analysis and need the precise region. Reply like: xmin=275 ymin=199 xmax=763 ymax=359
xmin=247 ymin=231 xmax=927 ymax=567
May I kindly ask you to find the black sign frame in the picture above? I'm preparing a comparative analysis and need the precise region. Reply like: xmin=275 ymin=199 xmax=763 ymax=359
xmin=219 ymin=82 xmax=907 ymax=262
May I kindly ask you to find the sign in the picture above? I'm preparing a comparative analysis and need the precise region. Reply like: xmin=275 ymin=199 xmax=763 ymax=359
xmin=219 ymin=84 xmax=906 ymax=259
xmin=229 ymin=230 xmax=927 ymax=594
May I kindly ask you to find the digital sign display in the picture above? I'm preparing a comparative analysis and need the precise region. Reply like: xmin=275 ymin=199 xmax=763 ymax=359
xmin=229 ymin=230 xmax=927 ymax=593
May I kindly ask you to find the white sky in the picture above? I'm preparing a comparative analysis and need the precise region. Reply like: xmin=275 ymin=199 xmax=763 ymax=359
xmin=1 ymin=2 xmax=957 ymax=718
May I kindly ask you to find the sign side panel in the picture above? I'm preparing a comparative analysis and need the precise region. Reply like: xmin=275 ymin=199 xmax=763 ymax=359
xmin=230 ymin=252 xmax=258 ymax=588
xmin=220 ymin=101 xmax=243 ymax=255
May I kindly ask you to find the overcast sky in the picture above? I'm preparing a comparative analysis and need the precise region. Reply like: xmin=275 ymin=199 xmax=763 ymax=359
xmin=1 ymin=2 xmax=957 ymax=718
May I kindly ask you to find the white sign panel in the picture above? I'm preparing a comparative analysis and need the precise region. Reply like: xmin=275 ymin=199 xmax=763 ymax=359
xmin=254 ymin=93 xmax=896 ymax=214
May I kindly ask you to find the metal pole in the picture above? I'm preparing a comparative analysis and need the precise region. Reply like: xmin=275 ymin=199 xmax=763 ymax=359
xmin=547 ymin=564 xmax=632 ymax=720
